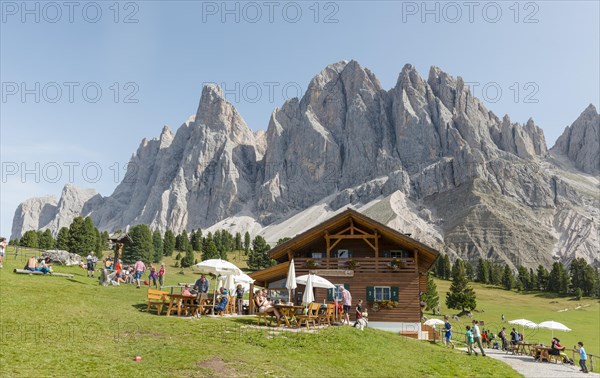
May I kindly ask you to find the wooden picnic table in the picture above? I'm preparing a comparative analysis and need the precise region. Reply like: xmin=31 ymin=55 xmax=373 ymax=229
xmin=166 ymin=293 xmax=197 ymax=317
xmin=274 ymin=304 xmax=303 ymax=328
xmin=514 ymin=342 xmax=535 ymax=356
xmin=532 ymin=345 xmax=553 ymax=363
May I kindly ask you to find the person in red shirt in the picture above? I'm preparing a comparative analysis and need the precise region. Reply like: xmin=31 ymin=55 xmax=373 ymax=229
xmin=550 ymin=337 xmax=574 ymax=364
xmin=158 ymin=263 xmax=166 ymax=288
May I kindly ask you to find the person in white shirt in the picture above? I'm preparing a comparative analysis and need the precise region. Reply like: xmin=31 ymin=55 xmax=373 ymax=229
xmin=0 ymin=237 xmax=7 ymax=268
xmin=86 ymin=252 xmax=96 ymax=277
xmin=472 ymin=320 xmax=487 ymax=356
xmin=340 ymin=287 xmax=352 ymax=325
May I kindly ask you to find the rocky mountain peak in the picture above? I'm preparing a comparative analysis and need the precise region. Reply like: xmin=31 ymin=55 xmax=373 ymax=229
xmin=10 ymin=61 xmax=598 ymax=271
xmin=195 ymin=84 xmax=255 ymax=145
xmin=159 ymin=126 xmax=175 ymax=149
xmin=551 ymin=104 xmax=600 ymax=174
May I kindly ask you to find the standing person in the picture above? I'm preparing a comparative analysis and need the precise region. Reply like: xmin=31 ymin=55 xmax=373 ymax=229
xmin=148 ymin=263 xmax=158 ymax=288
xmin=443 ymin=315 xmax=455 ymax=349
xmin=465 ymin=325 xmax=477 ymax=356
xmin=481 ymin=329 xmax=488 ymax=348
xmin=501 ymin=313 xmax=505 ymax=322
xmin=0 ymin=237 xmax=7 ymax=268
xmin=353 ymin=299 xmax=364 ymax=326
xmin=235 ymin=284 xmax=244 ymax=315
xmin=577 ymin=341 xmax=589 ymax=373
xmin=472 ymin=320 xmax=487 ymax=356
xmin=499 ymin=327 xmax=508 ymax=351
xmin=158 ymin=263 xmax=166 ymax=288
xmin=340 ymin=287 xmax=352 ymax=325
xmin=86 ymin=252 xmax=96 ymax=278
xmin=192 ymin=274 xmax=209 ymax=294
xmin=133 ymin=259 xmax=146 ymax=288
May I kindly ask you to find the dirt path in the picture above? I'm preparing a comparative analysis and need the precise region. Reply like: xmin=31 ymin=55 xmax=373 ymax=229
xmin=460 ymin=348 xmax=598 ymax=377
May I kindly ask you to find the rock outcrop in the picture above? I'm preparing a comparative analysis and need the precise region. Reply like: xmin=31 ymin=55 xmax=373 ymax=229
xmin=11 ymin=61 xmax=599 ymax=269
xmin=42 ymin=250 xmax=83 ymax=266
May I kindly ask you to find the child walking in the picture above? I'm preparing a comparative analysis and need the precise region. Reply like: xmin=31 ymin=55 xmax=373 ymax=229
xmin=577 ymin=341 xmax=589 ymax=373
xmin=465 ymin=325 xmax=477 ymax=356
xmin=158 ymin=263 xmax=166 ymax=288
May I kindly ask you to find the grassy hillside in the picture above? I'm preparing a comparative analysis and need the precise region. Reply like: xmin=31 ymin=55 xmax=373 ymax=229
xmin=432 ymin=278 xmax=600 ymax=359
xmin=0 ymin=247 xmax=518 ymax=377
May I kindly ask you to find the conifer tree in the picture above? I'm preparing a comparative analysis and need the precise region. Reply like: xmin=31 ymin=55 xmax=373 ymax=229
xmin=56 ymin=227 xmax=70 ymax=250
xmin=152 ymin=230 xmax=163 ymax=263
xmin=445 ymin=259 xmax=477 ymax=313
xmin=502 ymin=265 xmax=515 ymax=290
xmin=39 ymin=229 xmax=55 ymax=250
xmin=422 ymin=272 xmax=439 ymax=313
xmin=163 ymin=230 xmax=176 ymax=256
xmin=122 ymin=224 xmax=154 ymax=264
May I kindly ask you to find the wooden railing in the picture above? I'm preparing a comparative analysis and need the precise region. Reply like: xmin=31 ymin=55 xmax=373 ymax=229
xmin=294 ymin=257 xmax=416 ymax=274
xmin=569 ymin=349 xmax=597 ymax=372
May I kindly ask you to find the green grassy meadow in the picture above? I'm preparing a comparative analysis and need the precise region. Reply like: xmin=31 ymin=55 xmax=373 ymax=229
xmin=0 ymin=246 xmax=597 ymax=376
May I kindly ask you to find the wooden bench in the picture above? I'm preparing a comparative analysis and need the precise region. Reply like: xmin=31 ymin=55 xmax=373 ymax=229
xmin=147 ymin=289 xmax=169 ymax=315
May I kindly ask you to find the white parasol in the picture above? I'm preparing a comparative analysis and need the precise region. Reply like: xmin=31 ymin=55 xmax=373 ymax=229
xmin=195 ymin=259 xmax=242 ymax=276
xmin=302 ymin=273 xmax=315 ymax=305
xmin=508 ymin=318 xmax=538 ymax=339
xmin=537 ymin=320 xmax=571 ymax=338
xmin=295 ymin=274 xmax=336 ymax=289
xmin=195 ymin=259 xmax=242 ymax=314
xmin=424 ymin=318 xmax=446 ymax=327
xmin=285 ymin=259 xmax=297 ymax=303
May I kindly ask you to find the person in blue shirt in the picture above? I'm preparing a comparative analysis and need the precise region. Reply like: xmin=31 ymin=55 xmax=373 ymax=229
xmin=192 ymin=274 xmax=209 ymax=294
xmin=214 ymin=289 xmax=229 ymax=313
xmin=577 ymin=341 xmax=589 ymax=373
xmin=444 ymin=315 xmax=455 ymax=349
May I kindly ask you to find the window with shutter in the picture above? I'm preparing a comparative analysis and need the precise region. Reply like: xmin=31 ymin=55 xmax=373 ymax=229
xmin=366 ymin=286 xmax=374 ymax=302
xmin=391 ymin=286 xmax=399 ymax=302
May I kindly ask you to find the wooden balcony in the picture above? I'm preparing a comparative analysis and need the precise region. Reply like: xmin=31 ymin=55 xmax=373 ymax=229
xmin=294 ymin=257 xmax=416 ymax=274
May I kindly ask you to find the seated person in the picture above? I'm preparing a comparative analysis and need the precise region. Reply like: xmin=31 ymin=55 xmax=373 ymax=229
xmin=37 ymin=258 xmax=51 ymax=274
xmin=122 ymin=268 xmax=132 ymax=284
xmin=254 ymin=290 xmax=281 ymax=319
xmin=25 ymin=256 xmax=38 ymax=271
xmin=550 ymin=337 xmax=574 ymax=364
xmin=214 ymin=289 xmax=229 ymax=313
xmin=182 ymin=284 xmax=193 ymax=296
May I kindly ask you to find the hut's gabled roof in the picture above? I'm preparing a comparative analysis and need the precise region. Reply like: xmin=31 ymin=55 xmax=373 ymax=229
xmin=266 ymin=208 xmax=440 ymax=269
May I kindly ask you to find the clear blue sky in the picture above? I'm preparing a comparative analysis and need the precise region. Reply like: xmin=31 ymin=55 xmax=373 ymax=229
xmin=1 ymin=0 xmax=599 ymax=238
